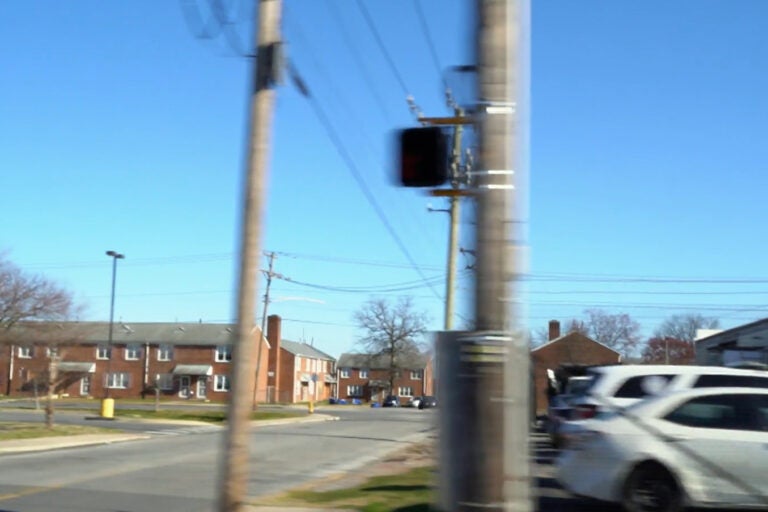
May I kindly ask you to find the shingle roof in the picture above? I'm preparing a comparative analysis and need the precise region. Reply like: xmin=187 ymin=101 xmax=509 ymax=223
xmin=280 ymin=339 xmax=336 ymax=361
xmin=10 ymin=321 xmax=256 ymax=347
xmin=337 ymin=352 xmax=429 ymax=370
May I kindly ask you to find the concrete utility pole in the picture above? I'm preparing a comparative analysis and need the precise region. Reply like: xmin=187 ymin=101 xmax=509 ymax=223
xmin=218 ymin=0 xmax=282 ymax=510
xmin=473 ymin=0 xmax=531 ymax=510
xmin=252 ymin=251 xmax=276 ymax=408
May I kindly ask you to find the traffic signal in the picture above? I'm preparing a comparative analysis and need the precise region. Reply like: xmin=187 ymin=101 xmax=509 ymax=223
xmin=398 ymin=126 xmax=448 ymax=187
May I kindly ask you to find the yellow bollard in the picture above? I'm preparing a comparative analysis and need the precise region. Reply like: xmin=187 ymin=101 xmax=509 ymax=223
xmin=308 ymin=400 xmax=314 ymax=414
xmin=100 ymin=398 xmax=114 ymax=419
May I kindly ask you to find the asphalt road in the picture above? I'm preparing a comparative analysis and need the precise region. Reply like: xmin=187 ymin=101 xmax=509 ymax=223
xmin=0 ymin=406 xmax=434 ymax=512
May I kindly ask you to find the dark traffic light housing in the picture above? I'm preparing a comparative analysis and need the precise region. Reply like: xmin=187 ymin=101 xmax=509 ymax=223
xmin=398 ymin=126 xmax=448 ymax=187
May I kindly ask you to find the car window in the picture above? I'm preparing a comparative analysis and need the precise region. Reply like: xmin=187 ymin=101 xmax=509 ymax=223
xmin=693 ymin=374 xmax=768 ymax=389
xmin=664 ymin=394 xmax=757 ymax=431
xmin=613 ymin=374 xmax=675 ymax=399
xmin=757 ymin=396 xmax=768 ymax=431
xmin=567 ymin=378 xmax=593 ymax=396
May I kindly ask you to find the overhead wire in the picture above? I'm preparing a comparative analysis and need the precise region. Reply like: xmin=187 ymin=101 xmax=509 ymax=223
xmin=413 ymin=0 xmax=447 ymax=89
xmin=355 ymin=0 xmax=411 ymax=97
xmin=285 ymin=61 xmax=443 ymax=302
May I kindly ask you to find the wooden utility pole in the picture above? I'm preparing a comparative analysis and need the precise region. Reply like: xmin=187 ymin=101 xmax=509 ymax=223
xmin=252 ymin=251 xmax=276 ymax=408
xmin=218 ymin=0 xmax=282 ymax=510
xmin=444 ymin=107 xmax=464 ymax=330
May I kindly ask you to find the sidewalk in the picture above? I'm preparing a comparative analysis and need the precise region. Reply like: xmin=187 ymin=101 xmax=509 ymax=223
xmin=0 ymin=413 xmax=338 ymax=455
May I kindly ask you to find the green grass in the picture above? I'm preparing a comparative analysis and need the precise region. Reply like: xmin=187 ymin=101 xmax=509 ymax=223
xmin=0 ymin=422 xmax=113 ymax=441
xmin=262 ymin=466 xmax=435 ymax=511
xmin=114 ymin=409 xmax=306 ymax=423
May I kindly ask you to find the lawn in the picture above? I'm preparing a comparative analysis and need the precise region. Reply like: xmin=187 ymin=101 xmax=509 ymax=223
xmin=258 ymin=466 xmax=435 ymax=512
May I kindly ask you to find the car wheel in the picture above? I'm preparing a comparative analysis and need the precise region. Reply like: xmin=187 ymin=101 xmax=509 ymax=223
xmin=622 ymin=462 xmax=681 ymax=512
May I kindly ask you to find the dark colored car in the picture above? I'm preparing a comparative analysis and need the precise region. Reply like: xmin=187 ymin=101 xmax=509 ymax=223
xmin=382 ymin=395 xmax=400 ymax=407
xmin=418 ymin=396 xmax=437 ymax=409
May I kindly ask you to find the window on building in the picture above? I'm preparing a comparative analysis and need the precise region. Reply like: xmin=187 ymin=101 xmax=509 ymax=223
xmin=96 ymin=345 xmax=111 ymax=360
xmin=398 ymin=386 xmax=414 ymax=397
xmin=347 ymin=385 xmax=363 ymax=397
xmin=214 ymin=375 xmax=230 ymax=392
xmin=215 ymin=346 xmax=232 ymax=362
xmin=18 ymin=346 xmax=33 ymax=359
xmin=156 ymin=373 xmax=174 ymax=391
xmin=46 ymin=347 xmax=58 ymax=358
xmin=359 ymin=369 xmax=369 ymax=379
xmin=339 ymin=368 xmax=350 ymax=378
xmin=125 ymin=344 xmax=141 ymax=361
xmin=157 ymin=344 xmax=173 ymax=362
xmin=410 ymin=370 xmax=424 ymax=380
xmin=105 ymin=372 xmax=130 ymax=389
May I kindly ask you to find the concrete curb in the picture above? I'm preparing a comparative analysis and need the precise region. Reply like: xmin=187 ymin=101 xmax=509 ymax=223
xmin=0 ymin=414 xmax=340 ymax=455
xmin=0 ymin=433 xmax=151 ymax=455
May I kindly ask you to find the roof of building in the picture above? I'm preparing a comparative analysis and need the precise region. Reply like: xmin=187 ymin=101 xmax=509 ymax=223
xmin=337 ymin=352 xmax=429 ymax=370
xmin=695 ymin=317 xmax=768 ymax=345
xmin=280 ymin=339 xmax=336 ymax=361
xmin=6 ymin=321 xmax=268 ymax=347
xmin=530 ymin=331 xmax=622 ymax=356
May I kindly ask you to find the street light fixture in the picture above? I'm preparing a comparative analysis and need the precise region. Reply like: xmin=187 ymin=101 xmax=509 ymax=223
xmin=104 ymin=250 xmax=124 ymax=404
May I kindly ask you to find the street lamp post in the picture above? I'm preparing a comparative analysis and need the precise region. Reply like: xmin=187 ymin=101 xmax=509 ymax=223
xmin=102 ymin=250 xmax=124 ymax=417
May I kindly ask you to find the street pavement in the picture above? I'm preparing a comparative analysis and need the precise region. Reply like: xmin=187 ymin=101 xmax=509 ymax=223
xmin=0 ymin=403 xmax=613 ymax=511
xmin=0 ymin=405 xmax=433 ymax=512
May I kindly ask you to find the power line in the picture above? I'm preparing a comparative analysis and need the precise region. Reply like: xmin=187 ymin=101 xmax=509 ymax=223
xmin=275 ymin=250 xmax=443 ymax=272
xmin=324 ymin=0 xmax=392 ymax=122
xmin=413 ymin=0 xmax=446 ymax=87
xmin=286 ymin=61 xmax=443 ymax=301
xmin=355 ymin=0 xmax=411 ymax=97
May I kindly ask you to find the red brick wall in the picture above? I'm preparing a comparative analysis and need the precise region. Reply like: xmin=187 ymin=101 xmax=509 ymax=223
xmin=337 ymin=365 xmax=431 ymax=404
xmin=531 ymin=333 xmax=621 ymax=414
xmin=0 ymin=331 xmax=270 ymax=403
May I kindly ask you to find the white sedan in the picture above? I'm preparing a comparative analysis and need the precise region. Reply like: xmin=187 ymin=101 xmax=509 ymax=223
xmin=556 ymin=387 xmax=768 ymax=512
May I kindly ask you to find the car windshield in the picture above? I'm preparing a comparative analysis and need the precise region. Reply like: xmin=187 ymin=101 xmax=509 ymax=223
xmin=566 ymin=378 xmax=594 ymax=396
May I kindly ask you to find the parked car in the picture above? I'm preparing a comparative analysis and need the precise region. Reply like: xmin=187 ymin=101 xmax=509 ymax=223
xmin=382 ymin=395 xmax=400 ymax=407
xmin=551 ymin=365 xmax=768 ymax=448
xmin=557 ymin=388 xmax=768 ymax=512
xmin=418 ymin=396 xmax=437 ymax=409
xmin=546 ymin=376 xmax=594 ymax=447
xmin=408 ymin=396 xmax=423 ymax=408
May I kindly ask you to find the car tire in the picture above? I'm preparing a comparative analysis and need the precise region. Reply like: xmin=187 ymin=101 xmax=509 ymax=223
xmin=622 ymin=462 xmax=682 ymax=512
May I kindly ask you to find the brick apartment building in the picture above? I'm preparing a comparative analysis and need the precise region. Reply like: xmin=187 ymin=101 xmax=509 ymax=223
xmin=336 ymin=352 xmax=433 ymax=404
xmin=530 ymin=320 xmax=622 ymax=415
xmin=0 ymin=315 xmax=335 ymax=404
xmin=266 ymin=315 xmax=337 ymax=403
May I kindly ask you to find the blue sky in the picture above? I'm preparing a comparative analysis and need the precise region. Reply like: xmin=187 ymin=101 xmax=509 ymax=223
xmin=2 ymin=1 xmax=768 ymax=358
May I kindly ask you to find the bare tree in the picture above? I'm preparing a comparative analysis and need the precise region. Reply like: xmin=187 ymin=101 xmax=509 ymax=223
xmin=353 ymin=297 xmax=429 ymax=394
xmin=0 ymin=256 xmax=85 ymax=427
xmin=654 ymin=313 xmax=720 ymax=343
xmin=642 ymin=336 xmax=695 ymax=365
xmin=561 ymin=309 xmax=641 ymax=358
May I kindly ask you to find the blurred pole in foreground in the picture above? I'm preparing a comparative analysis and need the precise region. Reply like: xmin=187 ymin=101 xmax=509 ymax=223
xmin=436 ymin=0 xmax=532 ymax=511
xmin=218 ymin=1 xmax=282 ymax=511
xmin=474 ymin=0 xmax=532 ymax=509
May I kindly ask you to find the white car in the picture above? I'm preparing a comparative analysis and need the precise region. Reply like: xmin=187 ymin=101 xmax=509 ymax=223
xmin=566 ymin=364 xmax=768 ymax=421
xmin=557 ymin=387 xmax=768 ymax=512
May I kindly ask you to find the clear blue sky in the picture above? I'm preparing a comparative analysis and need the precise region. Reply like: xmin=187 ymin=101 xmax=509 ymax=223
xmin=2 ymin=1 xmax=768 ymax=358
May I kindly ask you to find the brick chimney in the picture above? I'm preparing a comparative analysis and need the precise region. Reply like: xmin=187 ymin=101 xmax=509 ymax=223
xmin=267 ymin=315 xmax=282 ymax=393
xmin=548 ymin=320 xmax=561 ymax=341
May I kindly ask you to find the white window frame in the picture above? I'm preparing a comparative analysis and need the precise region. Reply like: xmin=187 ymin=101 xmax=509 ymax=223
xmin=105 ymin=372 xmax=130 ymax=389
xmin=157 ymin=344 xmax=173 ymax=362
xmin=214 ymin=374 xmax=230 ymax=392
xmin=46 ymin=346 xmax=58 ymax=358
xmin=398 ymin=386 xmax=414 ymax=397
xmin=96 ymin=345 xmax=111 ymax=360
xmin=410 ymin=370 xmax=424 ymax=380
xmin=155 ymin=373 xmax=174 ymax=391
xmin=359 ymin=369 xmax=369 ymax=379
xmin=215 ymin=345 xmax=232 ymax=362
xmin=124 ymin=344 xmax=141 ymax=361
xmin=18 ymin=346 xmax=33 ymax=359
xmin=339 ymin=368 xmax=350 ymax=378
xmin=347 ymin=385 xmax=363 ymax=397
